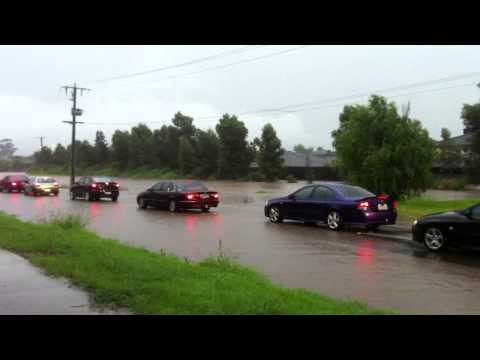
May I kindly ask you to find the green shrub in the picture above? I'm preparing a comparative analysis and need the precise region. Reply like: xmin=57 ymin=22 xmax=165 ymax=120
xmin=286 ymin=175 xmax=297 ymax=183
xmin=250 ymin=172 xmax=266 ymax=182
xmin=434 ymin=178 xmax=467 ymax=191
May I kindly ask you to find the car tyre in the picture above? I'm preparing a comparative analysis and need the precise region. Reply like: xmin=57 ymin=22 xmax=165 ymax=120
xmin=168 ymin=200 xmax=177 ymax=213
xmin=111 ymin=195 xmax=118 ymax=202
xmin=423 ymin=226 xmax=448 ymax=252
xmin=87 ymin=192 xmax=94 ymax=202
xmin=70 ymin=191 xmax=76 ymax=201
xmin=201 ymin=207 xmax=210 ymax=213
xmin=327 ymin=210 xmax=343 ymax=231
xmin=137 ymin=198 xmax=147 ymax=209
xmin=268 ymin=206 xmax=283 ymax=223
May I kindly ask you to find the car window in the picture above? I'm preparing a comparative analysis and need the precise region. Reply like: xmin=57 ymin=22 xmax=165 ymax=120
xmin=177 ymin=182 xmax=208 ymax=192
xmin=472 ymin=205 xmax=480 ymax=220
xmin=293 ymin=186 xmax=314 ymax=200
xmin=37 ymin=177 xmax=56 ymax=183
xmin=93 ymin=177 xmax=113 ymax=183
xmin=152 ymin=182 xmax=164 ymax=191
xmin=335 ymin=184 xmax=374 ymax=198
xmin=312 ymin=186 xmax=336 ymax=201
xmin=165 ymin=182 xmax=175 ymax=192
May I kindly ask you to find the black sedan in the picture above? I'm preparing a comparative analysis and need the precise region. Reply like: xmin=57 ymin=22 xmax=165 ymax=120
xmin=412 ymin=203 xmax=480 ymax=252
xmin=0 ymin=174 xmax=30 ymax=193
xmin=137 ymin=180 xmax=219 ymax=212
xmin=70 ymin=176 xmax=120 ymax=201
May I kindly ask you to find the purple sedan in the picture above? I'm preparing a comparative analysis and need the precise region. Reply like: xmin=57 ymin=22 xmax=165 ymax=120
xmin=264 ymin=183 xmax=397 ymax=231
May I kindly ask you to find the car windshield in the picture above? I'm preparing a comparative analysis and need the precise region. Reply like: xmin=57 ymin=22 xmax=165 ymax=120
xmin=177 ymin=182 xmax=208 ymax=192
xmin=93 ymin=177 xmax=114 ymax=183
xmin=336 ymin=184 xmax=375 ymax=198
xmin=11 ymin=176 xmax=28 ymax=182
xmin=36 ymin=177 xmax=56 ymax=183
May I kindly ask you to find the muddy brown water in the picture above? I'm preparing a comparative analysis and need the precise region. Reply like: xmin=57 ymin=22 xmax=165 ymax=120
xmin=2 ymin=173 xmax=480 ymax=314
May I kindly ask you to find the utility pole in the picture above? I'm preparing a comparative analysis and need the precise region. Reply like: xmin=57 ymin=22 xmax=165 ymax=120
xmin=61 ymin=83 xmax=89 ymax=187
xmin=36 ymin=136 xmax=46 ymax=149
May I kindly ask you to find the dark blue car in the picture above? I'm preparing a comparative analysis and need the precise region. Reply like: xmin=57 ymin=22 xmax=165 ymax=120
xmin=264 ymin=183 xmax=397 ymax=231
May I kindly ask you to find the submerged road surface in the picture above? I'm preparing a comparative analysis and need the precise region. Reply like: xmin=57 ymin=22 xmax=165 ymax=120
xmin=2 ymin=176 xmax=480 ymax=314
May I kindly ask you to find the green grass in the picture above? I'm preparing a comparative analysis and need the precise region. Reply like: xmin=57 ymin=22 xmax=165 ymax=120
xmin=255 ymin=190 xmax=272 ymax=194
xmin=0 ymin=212 xmax=389 ymax=315
xmin=397 ymin=197 xmax=480 ymax=221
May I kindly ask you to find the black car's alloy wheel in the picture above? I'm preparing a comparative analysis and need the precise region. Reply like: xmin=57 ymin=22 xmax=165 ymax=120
xmin=423 ymin=226 xmax=447 ymax=252
xmin=269 ymin=206 xmax=283 ymax=223
xmin=169 ymin=200 xmax=176 ymax=212
xmin=327 ymin=211 xmax=343 ymax=231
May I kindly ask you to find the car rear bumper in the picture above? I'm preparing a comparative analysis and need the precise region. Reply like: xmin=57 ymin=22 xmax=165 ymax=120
xmin=361 ymin=210 xmax=397 ymax=225
xmin=177 ymin=200 xmax=219 ymax=209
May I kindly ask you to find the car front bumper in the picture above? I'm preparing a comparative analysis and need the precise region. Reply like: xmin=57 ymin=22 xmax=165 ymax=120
xmin=91 ymin=190 xmax=119 ymax=198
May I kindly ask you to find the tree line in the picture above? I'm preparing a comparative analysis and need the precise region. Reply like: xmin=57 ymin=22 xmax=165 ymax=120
xmin=33 ymin=112 xmax=285 ymax=181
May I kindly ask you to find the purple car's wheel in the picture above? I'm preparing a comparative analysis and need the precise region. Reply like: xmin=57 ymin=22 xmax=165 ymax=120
xmin=327 ymin=211 xmax=343 ymax=231
xmin=269 ymin=206 xmax=283 ymax=223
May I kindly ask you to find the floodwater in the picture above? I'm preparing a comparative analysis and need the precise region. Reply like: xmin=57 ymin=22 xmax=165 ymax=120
xmin=1 ymin=173 xmax=480 ymax=314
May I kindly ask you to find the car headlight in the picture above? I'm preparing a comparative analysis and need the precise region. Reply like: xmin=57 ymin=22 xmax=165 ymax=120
xmin=413 ymin=219 xmax=418 ymax=226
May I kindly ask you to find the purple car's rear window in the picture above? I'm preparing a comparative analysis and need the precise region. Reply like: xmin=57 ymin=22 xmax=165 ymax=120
xmin=336 ymin=185 xmax=374 ymax=198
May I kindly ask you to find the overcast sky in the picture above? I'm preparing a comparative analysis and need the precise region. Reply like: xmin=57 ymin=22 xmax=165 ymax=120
xmin=1 ymin=45 xmax=480 ymax=156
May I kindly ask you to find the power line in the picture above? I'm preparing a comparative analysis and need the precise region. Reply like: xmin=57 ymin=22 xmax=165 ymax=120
xmin=35 ymin=136 xmax=46 ymax=148
xmin=88 ymin=45 xmax=268 ymax=84
xmin=83 ymin=81 xmax=478 ymax=127
xmin=92 ymin=45 xmax=312 ymax=93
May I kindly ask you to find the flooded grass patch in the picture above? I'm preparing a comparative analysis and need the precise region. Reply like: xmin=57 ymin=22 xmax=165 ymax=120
xmin=398 ymin=197 xmax=480 ymax=221
xmin=0 ymin=211 xmax=390 ymax=315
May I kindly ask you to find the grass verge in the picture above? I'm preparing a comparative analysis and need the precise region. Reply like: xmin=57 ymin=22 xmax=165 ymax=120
xmin=0 ymin=212 xmax=389 ymax=314
xmin=397 ymin=197 xmax=480 ymax=222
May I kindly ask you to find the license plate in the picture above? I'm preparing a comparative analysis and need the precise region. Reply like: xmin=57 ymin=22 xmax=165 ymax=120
xmin=378 ymin=203 xmax=388 ymax=211
xmin=200 ymin=194 xmax=209 ymax=199
xmin=104 ymin=192 xmax=111 ymax=195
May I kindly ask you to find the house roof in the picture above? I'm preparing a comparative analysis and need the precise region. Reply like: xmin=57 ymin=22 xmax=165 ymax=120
xmin=437 ymin=132 xmax=476 ymax=147
xmin=251 ymin=150 xmax=336 ymax=168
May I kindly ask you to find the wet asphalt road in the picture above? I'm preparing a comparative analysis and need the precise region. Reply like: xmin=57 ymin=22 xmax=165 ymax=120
xmin=2 ymin=176 xmax=480 ymax=314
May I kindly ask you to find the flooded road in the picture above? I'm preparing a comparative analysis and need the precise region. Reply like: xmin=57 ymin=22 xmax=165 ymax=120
xmin=2 ymin=174 xmax=480 ymax=314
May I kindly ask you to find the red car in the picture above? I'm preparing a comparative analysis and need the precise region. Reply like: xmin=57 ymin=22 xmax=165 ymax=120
xmin=0 ymin=174 xmax=30 ymax=193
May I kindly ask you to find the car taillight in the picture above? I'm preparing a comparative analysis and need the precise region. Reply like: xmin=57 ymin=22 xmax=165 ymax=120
xmin=116 ymin=183 xmax=120 ymax=188
xmin=11 ymin=182 xmax=17 ymax=186
xmin=91 ymin=183 xmax=97 ymax=188
xmin=393 ymin=200 xmax=398 ymax=209
xmin=377 ymin=194 xmax=389 ymax=200
xmin=213 ymin=193 xmax=219 ymax=199
xmin=357 ymin=201 xmax=369 ymax=210
xmin=187 ymin=194 xmax=194 ymax=200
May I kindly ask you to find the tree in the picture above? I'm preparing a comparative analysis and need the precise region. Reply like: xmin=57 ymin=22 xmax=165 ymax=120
xmin=152 ymin=125 xmax=181 ymax=169
xmin=256 ymin=123 xmax=284 ymax=181
xmin=52 ymin=143 xmax=69 ymax=166
xmin=172 ymin=112 xmax=196 ymax=138
xmin=94 ymin=130 xmax=110 ymax=164
xmin=178 ymin=136 xmax=195 ymax=175
xmin=33 ymin=146 xmax=53 ymax=167
xmin=293 ymin=144 xmax=313 ymax=154
xmin=438 ymin=128 xmax=462 ymax=173
xmin=0 ymin=139 xmax=17 ymax=161
xmin=332 ymin=95 xmax=436 ymax=199
xmin=129 ymin=123 xmax=154 ymax=168
xmin=192 ymin=129 xmax=219 ymax=177
xmin=461 ymin=101 xmax=480 ymax=182
xmin=216 ymin=114 xmax=251 ymax=179
xmin=111 ymin=130 xmax=131 ymax=169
